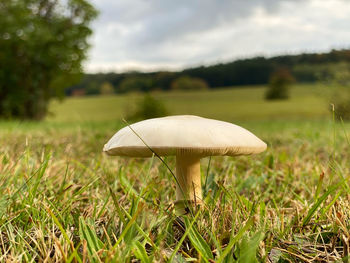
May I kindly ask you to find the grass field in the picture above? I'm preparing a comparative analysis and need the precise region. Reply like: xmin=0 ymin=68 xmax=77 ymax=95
xmin=1 ymin=84 xmax=350 ymax=261
xmin=48 ymin=84 xmax=329 ymax=122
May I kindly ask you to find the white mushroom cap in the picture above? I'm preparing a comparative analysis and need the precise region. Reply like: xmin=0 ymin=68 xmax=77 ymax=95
xmin=103 ymin=115 xmax=266 ymax=157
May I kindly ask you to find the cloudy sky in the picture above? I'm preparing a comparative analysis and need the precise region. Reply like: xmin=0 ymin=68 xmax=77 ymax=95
xmin=85 ymin=0 xmax=350 ymax=73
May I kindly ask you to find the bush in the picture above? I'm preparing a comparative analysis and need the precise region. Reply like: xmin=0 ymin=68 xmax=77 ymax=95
xmin=171 ymin=76 xmax=209 ymax=91
xmin=265 ymin=68 xmax=295 ymax=100
xmin=328 ymin=64 xmax=350 ymax=120
xmin=332 ymin=92 xmax=350 ymax=120
xmin=126 ymin=94 xmax=169 ymax=121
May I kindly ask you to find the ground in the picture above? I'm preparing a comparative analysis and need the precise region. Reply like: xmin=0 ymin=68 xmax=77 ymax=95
xmin=0 ymin=84 xmax=349 ymax=262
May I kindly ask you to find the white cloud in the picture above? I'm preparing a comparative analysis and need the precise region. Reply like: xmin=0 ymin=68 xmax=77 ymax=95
xmin=84 ymin=0 xmax=350 ymax=73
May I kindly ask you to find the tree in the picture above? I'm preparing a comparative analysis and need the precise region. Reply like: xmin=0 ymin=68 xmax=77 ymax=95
xmin=0 ymin=0 xmax=98 ymax=119
xmin=154 ymin=71 xmax=176 ymax=90
xmin=85 ymin=81 xmax=100 ymax=95
xmin=265 ymin=68 xmax=295 ymax=100
xmin=171 ymin=76 xmax=209 ymax=91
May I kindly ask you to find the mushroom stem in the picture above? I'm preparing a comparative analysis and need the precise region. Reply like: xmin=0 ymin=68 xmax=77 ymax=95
xmin=175 ymin=154 xmax=202 ymax=213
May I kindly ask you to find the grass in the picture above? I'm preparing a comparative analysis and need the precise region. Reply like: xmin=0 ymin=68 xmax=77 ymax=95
xmin=1 ymin=84 xmax=350 ymax=261
xmin=48 ymin=84 xmax=328 ymax=122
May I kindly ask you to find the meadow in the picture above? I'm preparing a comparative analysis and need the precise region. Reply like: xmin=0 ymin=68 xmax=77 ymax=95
xmin=48 ymin=84 xmax=328 ymax=122
xmin=1 ymin=84 xmax=349 ymax=262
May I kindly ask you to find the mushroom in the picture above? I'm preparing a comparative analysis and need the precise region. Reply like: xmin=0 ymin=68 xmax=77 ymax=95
xmin=103 ymin=115 xmax=266 ymax=214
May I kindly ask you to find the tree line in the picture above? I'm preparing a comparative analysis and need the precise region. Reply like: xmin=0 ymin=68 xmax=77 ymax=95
xmin=67 ymin=49 xmax=350 ymax=95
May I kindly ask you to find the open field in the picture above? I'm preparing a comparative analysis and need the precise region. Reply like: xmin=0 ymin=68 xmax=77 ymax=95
xmin=1 ymin=85 xmax=350 ymax=261
xmin=48 ymin=84 xmax=329 ymax=122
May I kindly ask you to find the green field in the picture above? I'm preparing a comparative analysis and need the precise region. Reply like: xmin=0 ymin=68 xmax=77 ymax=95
xmin=48 ymin=84 xmax=329 ymax=122
xmin=1 ymin=85 xmax=350 ymax=261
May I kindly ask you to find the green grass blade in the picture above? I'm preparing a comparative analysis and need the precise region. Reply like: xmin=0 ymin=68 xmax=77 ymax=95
xmin=217 ymin=217 xmax=254 ymax=263
xmin=79 ymin=217 xmax=104 ymax=260
xmin=46 ymin=207 xmax=82 ymax=262
xmin=238 ymin=231 xmax=264 ymax=262
xmin=109 ymin=187 xmax=127 ymax=225
xmin=29 ymin=156 xmax=49 ymax=205
xmin=169 ymin=211 xmax=201 ymax=262
xmin=321 ymin=190 xmax=342 ymax=216
xmin=113 ymin=203 xmax=143 ymax=249
xmin=183 ymin=217 xmax=213 ymax=261
xmin=120 ymin=205 xmax=157 ymax=249
xmin=133 ymin=240 xmax=151 ymax=263
xmin=66 ymin=242 xmax=82 ymax=263
xmin=314 ymin=172 xmax=324 ymax=200
xmin=302 ymin=183 xmax=340 ymax=226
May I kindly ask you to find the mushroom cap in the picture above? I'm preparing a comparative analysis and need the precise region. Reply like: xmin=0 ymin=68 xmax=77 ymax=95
xmin=103 ymin=115 xmax=267 ymax=157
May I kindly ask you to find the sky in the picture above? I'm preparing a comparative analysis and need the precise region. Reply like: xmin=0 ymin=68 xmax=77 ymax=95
xmin=84 ymin=0 xmax=350 ymax=73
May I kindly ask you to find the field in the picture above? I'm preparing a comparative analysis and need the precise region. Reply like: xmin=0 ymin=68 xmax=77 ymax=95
xmin=48 ymin=84 xmax=328 ymax=122
xmin=1 ymin=84 xmax=350 ymax=262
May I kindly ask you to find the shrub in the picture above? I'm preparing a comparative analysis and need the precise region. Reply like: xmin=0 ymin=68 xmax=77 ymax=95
xmin=126 ymin=94 xmax=169 ymax=121
xmin=265 ymin=68 xmax=295 ymax=100
xmin=171 ymin=76 xmax=209 ymax=91
xmin=332 ymin=92 xmax=350 ymax=120
xmin=328 ymin=64 xmax=350 ymax=120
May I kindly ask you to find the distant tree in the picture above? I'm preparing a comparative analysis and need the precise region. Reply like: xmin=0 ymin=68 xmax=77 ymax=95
xmin=265 ymin=68 xmax=295 ymax=100
xmin=126 ymin=94 xmax=169 ymax=121
xmin=118 ymin=76 xmax=153 ymax=93
xmin=85 ymin=81 xmax=100 ymax=95
xmin=0 ymin=0 xmax=98 ymax=119
xmin=100 ymin=81 xmax=114 ymax=95
xmin=171 ymin=76 xmax=209 ymax=91
xmin=154 ymin=71 xmax=176 ymax=90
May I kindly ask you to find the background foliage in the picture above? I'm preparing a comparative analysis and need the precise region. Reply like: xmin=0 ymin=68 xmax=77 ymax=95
xmin=67 ymin=49 xmax=350 ymax=95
